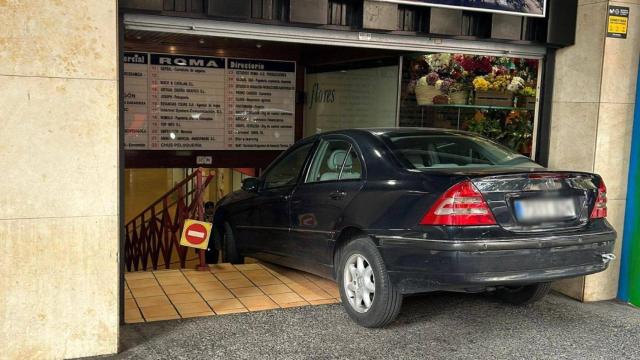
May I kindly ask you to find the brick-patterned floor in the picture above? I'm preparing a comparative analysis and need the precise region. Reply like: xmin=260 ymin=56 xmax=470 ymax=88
xmin=124 ymin=261 xmax=341 ymax=323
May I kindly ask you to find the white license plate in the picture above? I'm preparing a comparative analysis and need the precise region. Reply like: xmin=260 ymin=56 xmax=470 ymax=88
xmin=514 ymin=198 xmax=576 ymax=222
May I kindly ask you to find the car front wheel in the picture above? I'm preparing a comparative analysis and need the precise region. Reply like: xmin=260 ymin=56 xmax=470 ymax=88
xmin=338 ymin=236 xmax=403 ymax=328
xmin=222 ymin=222 xmax=242 ymax=264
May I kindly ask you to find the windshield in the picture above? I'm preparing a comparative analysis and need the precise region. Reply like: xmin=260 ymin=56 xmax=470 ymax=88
xmin=382 ymin=133 xmax=541 ymax=170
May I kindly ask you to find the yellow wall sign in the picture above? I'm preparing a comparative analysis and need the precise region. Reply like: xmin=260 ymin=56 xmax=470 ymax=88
xmin=608 ymin=6 xmax=629 ymax=39
xmin=180 ymin=219 xmax=212 ymax=250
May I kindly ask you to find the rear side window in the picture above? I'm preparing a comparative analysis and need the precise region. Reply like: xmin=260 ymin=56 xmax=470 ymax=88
xmin=383 ymin=134 xmax=540 ymax=169
xmin=306 ymin=139 xmax=363 ymax=183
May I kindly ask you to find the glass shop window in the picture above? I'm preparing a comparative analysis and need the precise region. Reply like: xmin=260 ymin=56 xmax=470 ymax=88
xmin=397 ymin=6 xmax=429 ymax=32
xmin=163 ymin=0 xmax=204 ymax=13
xmin=399 ymin=53 xmax=541 ymax=156
xmin=251 ymin=0 xmax=289 ymax=21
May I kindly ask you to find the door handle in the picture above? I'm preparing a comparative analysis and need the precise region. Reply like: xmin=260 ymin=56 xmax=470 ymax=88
xmin=329 ymin=190 xmax=347 ymax=200
xmin=280 ymin=194 xmax=292 ymax=201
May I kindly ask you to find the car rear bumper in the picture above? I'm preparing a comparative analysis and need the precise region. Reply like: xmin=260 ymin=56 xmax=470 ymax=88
xmin=374 ymin=230 xmax=616 ymax=294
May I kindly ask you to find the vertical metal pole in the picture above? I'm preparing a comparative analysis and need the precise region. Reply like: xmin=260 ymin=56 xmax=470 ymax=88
xmin=196 ymin=169 xmax=208 ymax=271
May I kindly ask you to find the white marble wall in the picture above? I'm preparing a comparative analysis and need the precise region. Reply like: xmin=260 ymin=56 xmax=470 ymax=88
xmin=0 ymin=1 xmax=119 ymax=358
xmin=550 ymin=0 xmax=640 ymax=301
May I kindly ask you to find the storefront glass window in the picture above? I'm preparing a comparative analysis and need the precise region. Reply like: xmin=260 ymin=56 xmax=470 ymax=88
xmin=399 ymin=53 xmax=540 ymax=156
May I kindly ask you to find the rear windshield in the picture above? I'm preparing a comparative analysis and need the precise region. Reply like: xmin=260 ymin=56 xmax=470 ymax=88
xmin=382 ymin=133 xmax=541 ymax=170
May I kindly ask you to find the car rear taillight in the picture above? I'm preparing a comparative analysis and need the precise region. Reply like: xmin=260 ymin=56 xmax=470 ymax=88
xmin=420 ymin=180 xmax=497 ymax=226
xmin=590 ymin=181 xmax=607 ymax=219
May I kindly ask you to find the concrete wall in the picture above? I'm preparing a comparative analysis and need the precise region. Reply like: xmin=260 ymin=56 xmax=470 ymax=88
xmin=0 ymin=1 xmax=120 ymax=359
xmin=551 ymin=0 xmax=640 ymax=301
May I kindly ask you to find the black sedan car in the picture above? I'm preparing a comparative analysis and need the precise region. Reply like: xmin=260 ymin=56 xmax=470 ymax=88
xmin=211 ymin=128 xmax=616 ymax=327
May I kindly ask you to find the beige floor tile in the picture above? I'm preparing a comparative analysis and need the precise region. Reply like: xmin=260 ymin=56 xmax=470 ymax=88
xmin=199 ymin=288 xmax=235 ymax=301
xmin=220 ymin=278 xmax=254 ymax=289
xmin=296 ymin=291 xmax=333 ymax=302
xmin=168 ymin=292 xmax=203 ymax=304
xmin=193 ymin=281 xmax=225 ymax=292
xmin=208 ymin=298 xmax=247 ymax=313
xmin=238 ymin=295 xmax=279 ymax=311
xmin=140 ymin=304 xmax=178 ymax=319
xmin=209 ymin=263 xmax=237 ymax=273
xmin=127 ymin=278 xmax=160 ymax=288
xmin=125 ymin=271 xmax=155 ymax=280
xmin=174 ymin=301 xmax=213 ymax=316
xmin=162 ymin=283 xmax=195 ymax=295
xmin=184 ymin=270 xmax=217 ymax=278
xmin=181 ymin=312 xmax=215 ymax=318
xmin=260 ymin=284 xmax=292 ymax=295
xmin=250 ymin=276 xmax=282 ymax=286
xmin=124 ymin=307 xmax=143 ymax=320
xmin=230 ymin=287 xmax=264 ymax=297
xmin=234 ymin=263 xmax=263 ymax=271
xmin=124 ymin=298 xmax=138 ymax=309
xmin=308 ymin=298 xmax=339 ymax=305
xmin=242 ymin=269 xmax=272 ymax=278
xmin=146 ymin=314 xmax=181 ymax=322
xmin=124 ymin=317 xmax=145 ymax=324
xmin=153 ymin=269 xmax=183 ymax=277
xmin=280 ymin=301 xmax=310 ymax=308
xmin=271 ymin=273 xmax=295 ymax=284
xmin=214 ymin=271 xmax=246 ymax=281
xmin=131 ymin=286 xmax=165 ymax=298
xmin=187 ymin=274 xmax=221 ymax=284
xmin=157 ymin=276 xmax=189 ymax=286
xmin=323 ymin=288 xmax=341 ymax=298
xmin=215 ymin=308 xmax=249 ymax=315
xmin=136 ymin=295 xmax=172 ymax=308
xmin=269 ymin=292 xmax=305 ymax=306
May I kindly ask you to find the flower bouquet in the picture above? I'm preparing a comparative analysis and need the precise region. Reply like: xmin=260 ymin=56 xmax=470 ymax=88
xmin=414 ymin=72 xmax=442 ymax=105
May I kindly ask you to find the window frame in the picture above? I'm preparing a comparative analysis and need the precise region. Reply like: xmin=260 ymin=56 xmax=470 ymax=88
xmin=260 ymin=140 xmax=317 ymax=190
xmin=303 ymin=135 xmax=365 ymax=184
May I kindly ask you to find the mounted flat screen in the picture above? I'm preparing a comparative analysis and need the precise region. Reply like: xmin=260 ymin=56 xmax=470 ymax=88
xmin=376 ymin=0 xmax=546 ymax=17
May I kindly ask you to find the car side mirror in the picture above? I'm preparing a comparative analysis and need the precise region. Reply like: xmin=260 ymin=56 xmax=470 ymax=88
xmin=241 ymin=177 xmax=260 ymax=192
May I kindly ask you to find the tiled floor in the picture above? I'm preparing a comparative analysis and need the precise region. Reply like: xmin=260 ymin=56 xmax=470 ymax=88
xmin=124 ymin=261 xmax=341 ymax=323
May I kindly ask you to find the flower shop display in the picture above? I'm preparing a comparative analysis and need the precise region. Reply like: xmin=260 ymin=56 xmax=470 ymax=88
xmin=415 ymin=75 xmax=441 ymax=105
xmin=464 ymin=110 xmax=534 ymax=155
xmin=402 ymin=53 xmax=539 ymax=154
xmin=407 ymin=53 xmax=539 ymax=108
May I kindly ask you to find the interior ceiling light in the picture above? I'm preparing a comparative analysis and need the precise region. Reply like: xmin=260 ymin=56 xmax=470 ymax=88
xmin=198 ymin=39 xmax=205 ymax=44
xmin=256 ymin=43 xmax=263 ymax=48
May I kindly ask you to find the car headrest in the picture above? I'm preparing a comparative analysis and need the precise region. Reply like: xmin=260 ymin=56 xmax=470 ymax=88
xmin=327 ymin=149 xmax=352 ymax=171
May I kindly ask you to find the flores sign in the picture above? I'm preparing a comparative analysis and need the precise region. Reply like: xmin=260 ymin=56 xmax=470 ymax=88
xmin=376 ymin=0 xmax=546 ymax=17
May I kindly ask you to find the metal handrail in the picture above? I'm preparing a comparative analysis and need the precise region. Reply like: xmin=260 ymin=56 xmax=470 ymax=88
xmin=124 ymin=168 xmax=214 ymax=272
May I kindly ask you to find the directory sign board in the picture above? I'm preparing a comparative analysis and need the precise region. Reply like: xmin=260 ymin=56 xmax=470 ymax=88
xmin=123 ymin=52 xmax=296 ymax=150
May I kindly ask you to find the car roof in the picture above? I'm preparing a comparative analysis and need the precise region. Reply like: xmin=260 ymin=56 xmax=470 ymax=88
xmin=310 ymin=127 xmax=477 ymax=139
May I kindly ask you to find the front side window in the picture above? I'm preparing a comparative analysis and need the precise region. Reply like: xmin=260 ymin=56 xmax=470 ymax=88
xmin=384 ymin=133 xmax=541 ymax=170
xmin=306 ymin=140 xmax=362 ymax=183
xmin=263 ymin=143 xmax=313 ymax=189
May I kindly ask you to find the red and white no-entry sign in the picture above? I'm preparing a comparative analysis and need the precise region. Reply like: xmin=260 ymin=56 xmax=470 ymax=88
xmin=180 ymin=219 xmax=212 ymax=250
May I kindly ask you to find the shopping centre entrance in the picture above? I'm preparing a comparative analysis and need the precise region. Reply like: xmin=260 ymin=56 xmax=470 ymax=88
xmin=121 ymin=15 xmax=546 ymax=323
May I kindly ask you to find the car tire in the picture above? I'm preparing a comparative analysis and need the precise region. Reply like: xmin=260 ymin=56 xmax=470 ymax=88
xmin=222 ymin=222 xmax=242 ymax=264
xmin=338 ymin=236 xmax=403 ymax=328
xmin=495 ymin=283 xmax=551 ymax=305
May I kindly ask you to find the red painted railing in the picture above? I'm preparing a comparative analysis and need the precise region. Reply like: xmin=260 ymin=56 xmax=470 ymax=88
xmin=124 ymin=168 xmax=215 ymax=272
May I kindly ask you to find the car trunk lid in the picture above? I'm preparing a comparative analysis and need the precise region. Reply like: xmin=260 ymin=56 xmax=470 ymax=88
xmin=467 ymin=171 xmax=600 ymax=232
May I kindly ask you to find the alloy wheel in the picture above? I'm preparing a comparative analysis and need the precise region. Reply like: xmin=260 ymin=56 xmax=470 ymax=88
xmin=343 ymin=253 xmax=375 ymax=313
